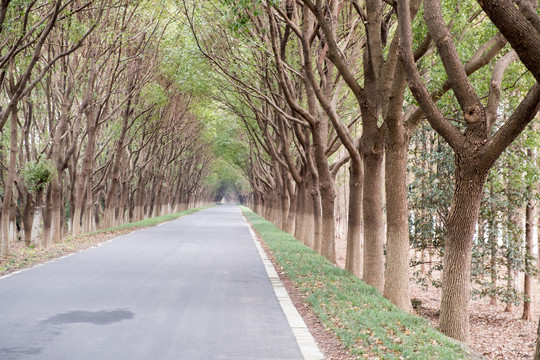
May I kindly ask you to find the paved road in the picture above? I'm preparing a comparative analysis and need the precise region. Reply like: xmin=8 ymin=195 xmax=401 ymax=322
xmin=0 ymin=205 xmax=308 ymax=360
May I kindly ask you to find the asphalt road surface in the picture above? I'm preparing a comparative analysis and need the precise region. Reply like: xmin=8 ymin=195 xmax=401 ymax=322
xmin=0 ymin=205 xmax=307 ymax=360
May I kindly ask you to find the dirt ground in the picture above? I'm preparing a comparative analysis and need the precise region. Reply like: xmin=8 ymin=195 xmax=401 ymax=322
xmin=411 ymin=282 xmax=539 ymax=359
xmin=334 ymin=236 xmax=539 ymax=360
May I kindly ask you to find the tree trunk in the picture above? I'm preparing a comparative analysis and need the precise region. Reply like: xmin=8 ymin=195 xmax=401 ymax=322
xmin=273 ymin=190 xmax=282 ymax=229
xmin=72 ymin=52 xmax=98 ymax=235
xmin=309 ymin=176 xmax=322 ymax=253
xmin=522 ymin=199 xmax=534 ymax=320
xmin=73 ymin=124 xmax=96 ymax=235
xmin=49 ymin=176 xmax=63 ymax=243
xmin=41 ymin=187 xmax=52 ymax=247
xmin=9 ymin=191 xmax=17 ymax=242
xmin=535 ymin=315 xmax=540 ymax=360
xmin=384 ymin=128 xmax=413 ymax=312
xmin=22 ymin=191 xmax=35 ymax=246
xmin=504 ymin=260 xmax=514 ymax=313
xmin=489 ymin=227 xmax=498 ymax=306
xmin=489 ymin=183 xmax=498 ymax=306
xmin=294 ymin=184 xmax=309 ymax=245
xmin=285 ymin=178 xmax=297 ymax=235
xmin=264 ymin=191 xmax=273 ymax=222
xmin=117 ymin=181 xmax=128 ymax=225
xmin=439 ymin=162 xmax=486 ymax=342
xmin=345 ymin=159 xmax=363 ymax=277
xmin=255 ymin=192 xmax=264 ymax=217
xmin=1 ymin=109 xmax=20 ymax=256
xmin=280 ymin=172 xmax=291 ymax=232
xmin=362 ymin=148 xmax=385 ymax=292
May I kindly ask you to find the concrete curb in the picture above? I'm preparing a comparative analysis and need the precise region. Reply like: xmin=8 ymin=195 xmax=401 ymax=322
xmin=243 ymin=216 xmax=325 ymax=360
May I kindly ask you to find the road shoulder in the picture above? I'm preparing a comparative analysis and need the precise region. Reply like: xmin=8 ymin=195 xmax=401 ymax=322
xmin=244 ymin=215 xmax=325 ymax=360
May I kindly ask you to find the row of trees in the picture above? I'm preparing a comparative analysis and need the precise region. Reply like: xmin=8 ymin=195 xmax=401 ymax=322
xmin=3 ymin=0 xmax=539 ymax=348
xmin=185 ymin=0 xmax=540 ymax=343
xmin=0 ymin=1 xmax=216 ymax=257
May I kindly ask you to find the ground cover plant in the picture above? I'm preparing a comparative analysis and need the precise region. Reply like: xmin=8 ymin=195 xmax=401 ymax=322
xmin=0 ymin=206 xmax=211 ymax=276
xmin=242 ymin=206 xmax=474 ymax=359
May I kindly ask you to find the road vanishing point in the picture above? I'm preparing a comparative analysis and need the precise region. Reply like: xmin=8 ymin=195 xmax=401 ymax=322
xmin=0 ymin=205 xmax=323 ymax=360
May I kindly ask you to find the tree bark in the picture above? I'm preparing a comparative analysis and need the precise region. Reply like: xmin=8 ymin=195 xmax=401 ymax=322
xmin=309 ymin=175 xmax=322 ymax=252
xmin=345 ymin=160 xmax=363 ymax=277
xmin=22 ymin=191 xmax=35 ymax=246
xmin=476 ymin=0 xmax=540 ymax=83
xmin=535 ymin=314 xmax=540 ymax=360
xmin=41 ymin=186 xmax=52 ymax=247
xmin=49 ymin=175 xmax=63 ymax=243
xmin=285 ymin=175 xmax=296 ymax=235
xmin=384 ymin=122 xmax=414 ymax=312
xmin=522 ymin=198 xmax=534 ymax=320
xmin=487 ymin=182 xmax=498 ymax=305
xmin=1 ymin=108 xmax=19 ymax=256
xmin=504 ymin=260 xmax=514 ymax=313
xmin=361 ymin=137 xmax=385 ymax=292
xmin=439 ymin=161 xmax=486 ymax=342
xmin=314 ymin=128 xmax=336 ymax=262
xmin=295 ymin=183 xmax=311 ymax=245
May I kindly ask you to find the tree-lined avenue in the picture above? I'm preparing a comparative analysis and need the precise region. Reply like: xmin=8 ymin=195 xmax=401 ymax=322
xmin=0 ymin=205 xmax=305 ymax=360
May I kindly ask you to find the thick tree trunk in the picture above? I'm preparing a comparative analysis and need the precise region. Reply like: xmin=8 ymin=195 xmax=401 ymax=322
xmin=22 ymin=191 xmax=35 ymax=246
xmin=26 ymin=189 xmax=43 ymax=245
xmin=135 ymin=175 xmax=146 ymax=222
xmin=362 ymin=149 xmax=385 ymax=292
xmin=345 ymin=160 xmax=363 ymax=277
xmin=319 ymin=181 xmax=336 ymax=262
xmin=49 ymin=176 xmax=63 ymax=243
xmin=255 ymin=192 xmax=264 ymax=216
xmin=264 ymin=191 xmax=273 ymax=222
xmin=384 ymin=131 xmax=413 ymax=312
xmin=311 ymin=120 xmax=335 ymax=261
xmin=439 ymin=163 xmax=486 ymax=342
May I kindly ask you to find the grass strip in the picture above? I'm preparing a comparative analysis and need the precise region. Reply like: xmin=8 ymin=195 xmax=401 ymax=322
xmin=241 ymin=206 xmax=471 ymax=360
xmin=0 ymin=206 xmax=213 ymax=276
